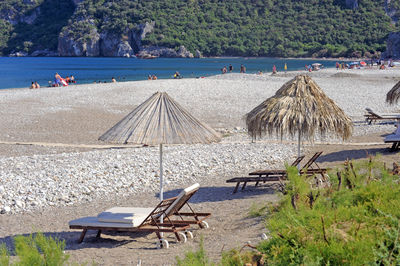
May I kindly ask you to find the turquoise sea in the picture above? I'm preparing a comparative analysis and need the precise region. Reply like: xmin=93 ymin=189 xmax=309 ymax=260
xmin=0 ymin=57 xmax=339 ymax=90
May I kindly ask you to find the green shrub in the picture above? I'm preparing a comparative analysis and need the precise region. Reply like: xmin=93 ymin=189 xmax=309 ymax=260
xmin=0 ymin=232 xmax=70 ymax=266
xmin=176 ymin=236 xmax=212 ymax=266
xmin=258 ymin=158 xmax=400 ymax=265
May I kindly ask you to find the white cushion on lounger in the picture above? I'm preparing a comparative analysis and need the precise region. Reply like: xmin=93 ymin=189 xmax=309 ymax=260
xmin=97 ymin=207 xmax=153 ymax=226
xmin=165 ymin=183 xmax=199 ymax=215
xmin=97 ymin=183 xmax=200 ymax=225
xmin=69 ymin=217 xmax=137 ymax=228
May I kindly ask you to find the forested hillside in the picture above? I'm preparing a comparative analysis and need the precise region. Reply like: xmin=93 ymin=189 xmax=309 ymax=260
xmin=0 ymin=0 xmax=398 ymax=57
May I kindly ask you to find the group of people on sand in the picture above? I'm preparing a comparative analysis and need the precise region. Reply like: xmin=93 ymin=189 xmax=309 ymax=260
xmin=52 ymin=73 xmax=75 ymax=87
xmin=221 ymin=64 xmax=246 ymax=74
xmin=148 ymin=74 xmax=158 ymax=80
xmin=30 ymin=81 xmax=40 ymax=89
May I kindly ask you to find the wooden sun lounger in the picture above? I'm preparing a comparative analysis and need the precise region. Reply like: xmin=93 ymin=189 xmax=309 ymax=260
xmin=364 ymin=108 xmax=400 ymax=125
xmin=227 ymin=152 xmax=329 ymax=193
xmin=69 ymin=184 xmax=210 ymax=248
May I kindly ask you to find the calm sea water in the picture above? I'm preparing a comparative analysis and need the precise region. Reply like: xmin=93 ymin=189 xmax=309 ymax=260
xmin=0 ymin=57 xmax=339 ymax=90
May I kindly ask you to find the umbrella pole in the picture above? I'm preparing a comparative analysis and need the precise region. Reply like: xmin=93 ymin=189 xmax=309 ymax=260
xmin=159 ymin=143 xmax=163 ymax=202
xmin=159 ymin=143 xmax=164 ymax=238
xmin=297 ymin=131 xmax=301 ymax=169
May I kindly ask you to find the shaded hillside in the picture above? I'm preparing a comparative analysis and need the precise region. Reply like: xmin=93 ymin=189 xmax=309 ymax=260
xmin=0 ymin=0 xmax=75 ymax=55
xmin=0 ymin=0 xmax=398 ymax=57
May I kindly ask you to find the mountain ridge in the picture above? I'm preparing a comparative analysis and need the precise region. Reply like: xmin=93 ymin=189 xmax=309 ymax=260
xmin=1 ymin=0 xmax=400 ymax=58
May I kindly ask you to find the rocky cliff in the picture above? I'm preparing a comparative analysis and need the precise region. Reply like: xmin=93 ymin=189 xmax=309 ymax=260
xmin=57 ymin=19 xmax=193 ymax=58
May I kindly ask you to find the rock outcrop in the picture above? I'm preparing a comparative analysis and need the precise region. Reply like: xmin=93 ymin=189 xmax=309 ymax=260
xmin=195 ymin=49 xmax=202 ymax=58
xmin=138 ymin=45 xmax=193 ymax=58
xmin=116 ymin=41 xmax=135 ymax=57
xmin=72 ymin=0 xmax=84 ymax=6
xmin=385 ymin=0 xmax=399 ymax=23
xmin=130 ymin=21 xmax=155 ymax=53
xmin=0 ymin=5 xmax=40 ymax=25
xmin=58 ymin=27 xmax=100 ymax=56
xmin=345 ymin=0 xmax=358 ymax=9
xmin=383 ymin=32 xmax=400 ymax=59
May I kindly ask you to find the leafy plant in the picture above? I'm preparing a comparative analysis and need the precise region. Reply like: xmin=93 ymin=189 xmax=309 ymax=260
xmin=176 ymin=236 xmax=212 ymax=266
xmin=0 ymin=232 xmax=70 ymax=266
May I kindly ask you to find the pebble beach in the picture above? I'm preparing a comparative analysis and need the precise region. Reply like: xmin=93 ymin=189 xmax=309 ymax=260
xmin=0 ymin=67 xmax=399 ymax=264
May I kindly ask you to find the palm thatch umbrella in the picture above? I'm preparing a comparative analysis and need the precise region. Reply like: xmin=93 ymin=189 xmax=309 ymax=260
xmin=386 ymin=81 xmax=400 ymax=105
xmin=246 ymin=74 xmax=352 ymax=157
xmin=99 ymin=91 xmax=221 ymax=201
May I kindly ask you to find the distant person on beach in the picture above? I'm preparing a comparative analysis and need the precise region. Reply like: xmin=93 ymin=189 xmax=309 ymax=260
xmin=221 ymin=66 xmax=227 ymax=74
xmin=65 ymin=76 xmax=71 ymax=84
xmin=152 ymin=74 xmax=157 ymax=80
xmin=34 ymin=81 xmax=40 ymax=89
xmin=148 ymin=75 xmax=152 ymax=80
xmin=112 ymin=77 xmax=116 ymax=82
xmin=336 ymin=62 xmax=339 ymax=70
xmin=229 ymin=64 xmax=233 ymax=72
xmin=54 ymin=73 xmax=61 ymax=87
xmin=272 ymin=65 xmax=277 ymax=74
xmin=174 ymin=71 xmax=181 ymax=79
xmin=240 ymin=64 xmax=246 ymax=73
xmin=70 ymin=75 xmax=76 ymax=83
xmin=284 ymin=63 xmax=287 ymax=72
xmin=30 ymin=82 xmax=35 ymax=89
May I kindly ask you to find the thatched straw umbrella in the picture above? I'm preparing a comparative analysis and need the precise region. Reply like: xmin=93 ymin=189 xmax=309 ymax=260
xmin=386 ymin=81 xmax=400 ymax=105
xmin=99 ymin=92 xmax=220 ymax=201
xmin=246 ymin=75 xmax=352 ymax=157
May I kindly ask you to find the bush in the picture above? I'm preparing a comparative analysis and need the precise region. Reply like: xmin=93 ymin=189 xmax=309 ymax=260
xmin=0 ymin=232 xmax=70 ymax=266
xmin=258 ymin=158 xmax=400 ymax=265
xmin=176 ymin=236 xmax=212 ymax=266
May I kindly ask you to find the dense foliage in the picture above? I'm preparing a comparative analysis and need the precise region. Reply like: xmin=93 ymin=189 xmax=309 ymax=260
xmin=177 ymin=158 xmax=400 ymax=265
xmin=258 ymin=159 xmax=400 ymax=264
xmin=0 ymin=0 xmax=399 ymax=57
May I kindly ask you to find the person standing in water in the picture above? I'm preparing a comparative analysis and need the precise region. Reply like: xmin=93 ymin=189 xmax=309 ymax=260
xmin=284 ymin=63 xmax=287 ymax=73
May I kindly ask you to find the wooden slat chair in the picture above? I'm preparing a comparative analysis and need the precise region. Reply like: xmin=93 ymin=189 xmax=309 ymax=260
xmin=69 ymin=183 xmax=209 ymax=248
xmin=299 ymin=152 xmax=331 ymax=182
xmin=227 ymin=152 xmax=329 ymax=193
xmin=364 ymin=108 xmax=400 ymax=125
xmin=226 ymin=155 xmax=305 ymax=193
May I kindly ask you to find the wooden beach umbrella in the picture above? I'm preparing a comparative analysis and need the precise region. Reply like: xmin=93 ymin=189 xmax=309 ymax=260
xmin=99 ymin=91 xmax=221 ymax=201
xmin=246 ymin=74 xmax=352 ymax=157
xmin=386 ymin=81 xmax=400 ymax=105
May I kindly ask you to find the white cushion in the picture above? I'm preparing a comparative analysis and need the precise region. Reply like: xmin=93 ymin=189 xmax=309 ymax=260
xmin=164 ymin=183 xmax=199 ymax=216
xmin=97 ymin=207 xmax=153 ymax=226
xmin=69 ymin=216 xmax=137 ymax=228
xmin=96 ymin=183 xmax=200 ymax=225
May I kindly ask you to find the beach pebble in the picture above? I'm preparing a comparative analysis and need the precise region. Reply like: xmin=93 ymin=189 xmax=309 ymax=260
xmin=0 ymin=141 xmax=295 ymax=213
xmin=1 ymin=206 xmax=11 ymax=214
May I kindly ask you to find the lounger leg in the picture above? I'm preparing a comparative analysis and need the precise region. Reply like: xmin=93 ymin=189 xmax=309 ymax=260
xmin=78 ymin=229 xmax=87 ymax=243
xmin=96 ymin=230 xmax=102 ymax=238
xmin=233 ymin=182 xmax=240 ymax=193
xmin=174 ymin=232 xmax=182 ymax=242
xmin=391 ymin=142 xmax=398 ymax=151
xmin=241 ymin=182 xmax=247 ymax=190
xmin=255 ymin=181 xmax=259 ymax=187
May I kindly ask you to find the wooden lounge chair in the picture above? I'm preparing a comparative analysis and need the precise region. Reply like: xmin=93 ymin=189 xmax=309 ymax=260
xmin=69 ymin=183 xmax=210 ymax=248
xmin=227 ymin=152 xmax=329 ymax=193
xmin=364 ymin=108 xmax=400 ymax=125
xmin=384 ymin=123 xmax=400 ymax=151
